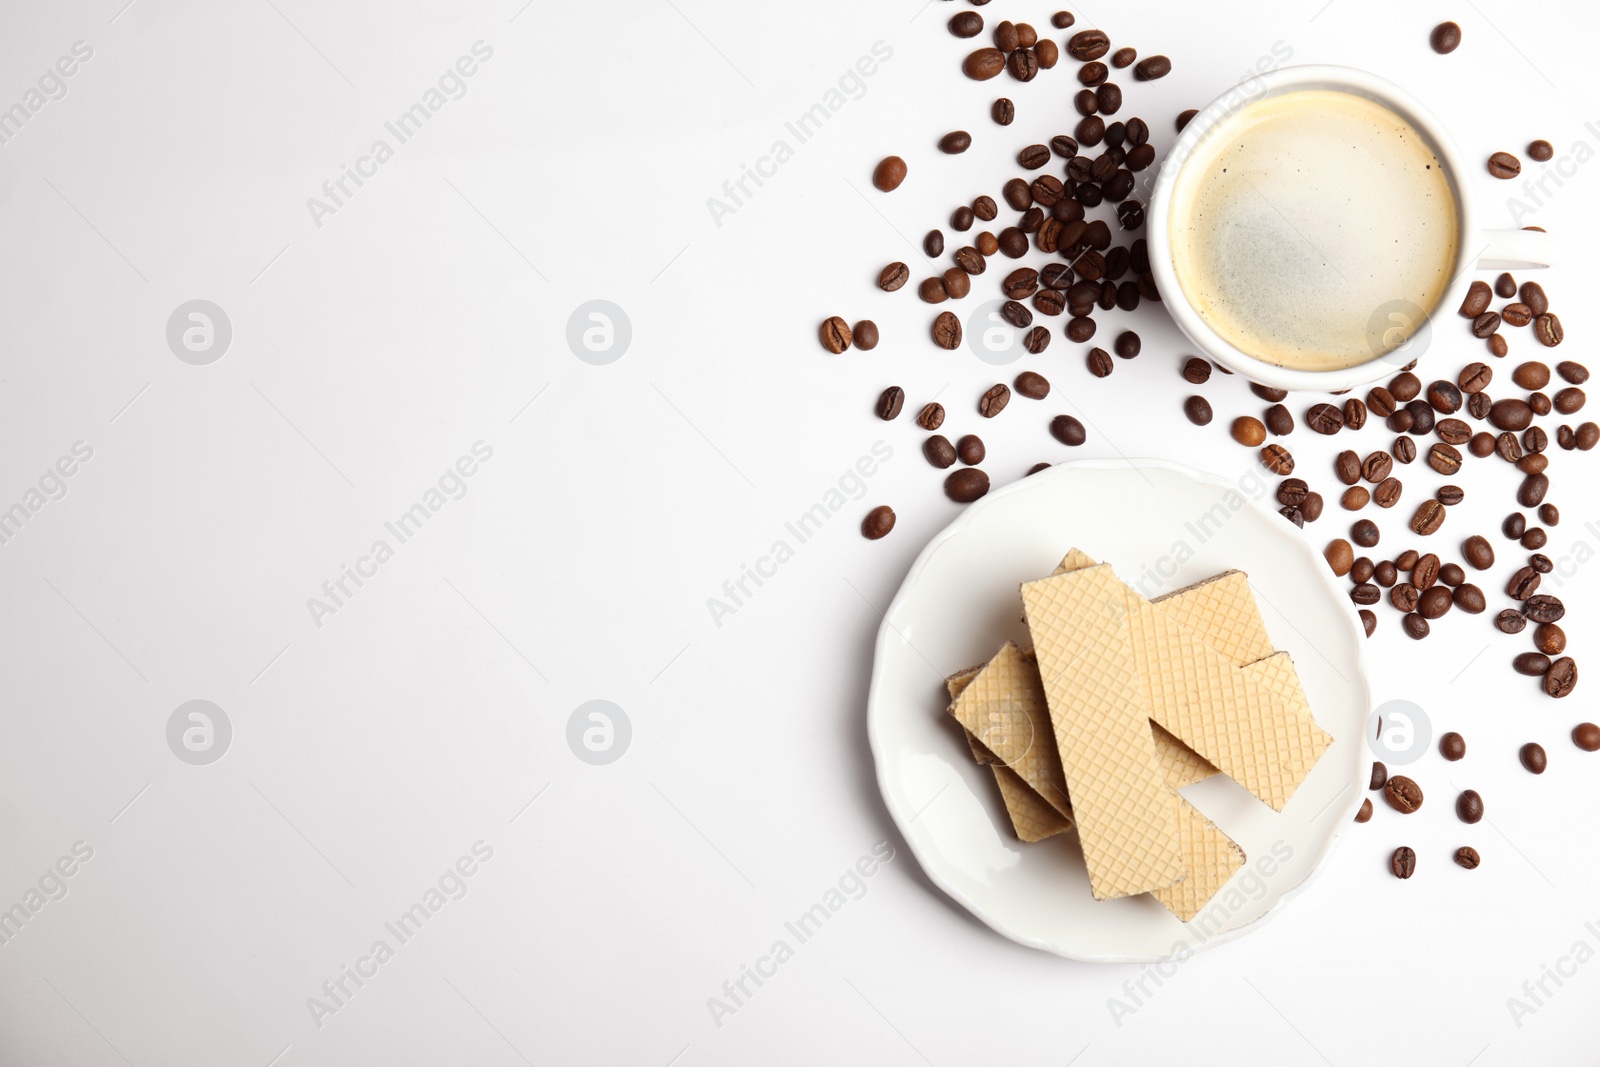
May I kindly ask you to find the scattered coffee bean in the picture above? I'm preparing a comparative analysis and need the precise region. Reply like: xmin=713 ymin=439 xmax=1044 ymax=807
xmin=1085 ymin=348 xmax=1113 ymax=378
xmin=1394 ymin=437 xmax=1417 ymax=464
xmin=992 ymin=97 xmax=1015 ymax=125
xmin=1182 ymin=357 xmax=1212 ymax=384
xmin=1411 ymin=499 xmax=1447 ymax=536
xmin=1518 ymin=473 xmax=1549 ymax=508
xmin=1558 ymin=360 xmax=1589 ymax=384
xmin=1457 ymin=789 xmax=1484 ymax=824
xmin=954 ymin=434 xmax=984 ymax=466
xmin=1325 ymin=539 xmax=1355 ymax=577
xmin=879 ymin=262 xmax=910 ymax=292
xmin=1067 ymin=29 xmax=1110 ymax=61
xmin=1573 ymin=723 xmax=1600 ymax=751
xmin=1497 ymin=608 xmax=1527 ymax=634
xmin=1529 ymin=139 xmax=1554 ymax=162
xmin=1051 ymin=11 xmax=1076 ymax=30
xmin=1232 ymin=416 xmax=1266 ymax=447
xmin=1491 ymin=398 xmax=1534 ymax=430
xmin=1356 ymin=797 xmax=1373 ymax=822
xmin=1430 ymin=21 xmax=1462 ymax=53
xmin=1496 ymin=273 xmax=1519 ymax=299
xmin=1266 ymin=404 xmax=1294 ymax=435
xmin=1441 ymin=732 xmax=1466 ymax=761
xmin=1413 ymin=554 xmax=1440 ymax=589
xmin=1438 ymin=485 xmax=1465 ymax=507
xmin=1396 ymin=550 xmax=1420 ymax=570
xmin=1050 ymin=414 xmax=1086 ymax=446
xmin=1307 ymin=403 xmax=1344 ymax=434
xmin=1134 ymin=55 xmax=1171 ymax=80
xmin=1470 ymin=432 xmax=1497 ymax=458
xmin=820 ymin=316 xmax=852 ymax=353
xmin=1520 ymin=742 xmax=1548 ymax=774
xmin=924 ymin=435 xmax=957 ymax=469
xmin=1370 ymin=761 xmax=1388 ymax=790
xmin=1487 ymin=151 xmax=1521 ymax=180
xmin=1428 ymin=380 xmax=1462 ymax=413
xmin=1027 ymin=462 xmax=1051 ymax=476
xmin=1342 ymin=486 xmax=1371 ymax=511
xmin=1428 ymin=443 xmax=1462 ymax=476
xmin=1374 ymin=478 xmax=1403 ymax=508
xmin=1177 ymin=108 xmax=1198 ymax=131
xmin=1344 ymin=398 xmax=1368 ymax=429
xmin=1460 ymin=281 xmax=1493 ymax=318
xmin=978 ymin=383 xmax=1010 ymax=417
xmin=1014 ymin=371 xmax=1050 ymax=400
xmin=1502 ymin=303 xmax=1534 ymax=328
xmin=1555 ymin=387 xmax=1586 ymax=415
xmin=933 ymin=311 xmax=962 ymax=349
xmin=1352 ymin=557 xmax=1376 ymax=583
xmin=944 ymin=468 xmax=990 ymax=504
xmin=1531 ymin=552 xmax=1554 ymax=575
xmin=1579 ymin=422 xmax=1600 ymax=449
xmin=1524 ymin=595 xmax=1566 ymax=624
xmin=853 ymin=320 xmax=880 ymax=350
xmin=1523 ymin=528 xmax=1548 ymax=550
xmin=1420 ymin=586 xmax=1453 ymax=619
xmin=876 ymin=386 xmax=905 ymax=421
xmin=1536 ymin=313 xmax=1564 ymax=347
xmin=950 ymin=12 xmax=984 ymax=37
xmin=1530 ymin=392 xmax=1551 ymax=416
xmin=1459 ymin=362 xmax=1493 ymax=393
xmin=1534 ymin=622 xmax=1566 ymax=655
xmin=1508 ymin=566 xmax=1542 ymax=600
xmin=862 ymin=505 xmax=896 ymax=539
xmin=1260 ymin=444 xmax=1294 ymax=475
xmin=1545 ymin=657 xmax=1578 ymax=698
xmin=1513 ymin=361 xmax=1550 ymax=390
xmin=938 ymin=130 xmax=972 ymax=154
xmin=1385 ymin=775 xmax=1424 ymax=813
xmin=1335 ymin=450 xmax=1362 ymax=485
xmin=1514 ymin=651 xmax=1551 ymax=676
xmin=1539 ymin=503 xmax=1560 ymax=526
xmin=1368 ymin=386 xmax=1397 ymax=416
xmin=1184 ymin=395 xmax=1213 ymax=426
xmin=1472 ymin=312 xmax=1502 ymax=339
xmin=917 ymin=402 xmax=945 ymax=431
xmin=1524 ymin=427 xmax=1549 ymax=455
xmin=1361 ymin=609 xmax=1377 ymax=637
xmin=1456 ymin=847 xmax=1481 ymax=870
xmin=1353 ymin=519 xmax=1380 ymax=548
xmin=963 ymin=47 xmax=1008 ymax=81
xmin=1352 ymin=583 xmax=1381 ymax=606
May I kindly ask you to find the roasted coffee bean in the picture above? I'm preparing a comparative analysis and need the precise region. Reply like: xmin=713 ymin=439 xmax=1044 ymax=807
xmin=1491 ymin=398 xmax=1534 ymax=431
xmin=939 ymin=130 xmax=972 ymax=154
xmin=1524 ymin=427 xmax=1548 ymax=455
xmin=1555 ymin=387 xmax=1586 ymax=415
xmin=1536 ymin=313 xmax=1565 ymax=347
xmin=918 ymin=277 xmax=949 ymax=304
xmin=1280 ymin=506 xmax=1305 ymax=528
xmin=1014 ymin=371 xmax=1050 ymax=400
xmin=992 ymin=97 xmax=1015 ymax=125
xmin=1573 ymin=723 xmax=1600 ymax=751
xmin=1360 ymin=610 xmax=1377 ymax=637
xmin=945 ymin=468 xmax=990 ymax=503
xmin=1396 ymin=549 xmax=1420 ymax=571
xmin=1065 ymin=317 xmax=1096 ymax=343
xmin=1051 ymin=11 xmax=1076 ymax=28
xmin=1472 ymin=312 xmax=1502 ymax=339
xmin=1344 ymin=398 xmax=1369 ymax=429
xmin=956 ymin=434 xmax=986 ymax=466
xmin=1521 ymin=281 xmax=1550 ymax=315
xmin=1455 ymin=846 xmax=1481 ymax=870
xmin=1342 ymin=486 xmax=1371 ymax=511
xmin=1307 ymin=403 xmax=1344 ymax=434
xmin=1022 ymin=326 xmax=1051 ymax=354
xmin=1470 ymin=432 xmax=1497 ymax=457
xmin=1439 ymin=562 xmax=1464 ymax=586
xmin=963 ymin=47 xmax=1007 ymax=80
xmin=1177 ymin=108 xmax=1198 ymax=131
xmin=1373 ymin=478 xmax=1403 ymax=509
xmin=1385 ymin=775 xmax=1424 ymax=813
xmin=950 ymin=206 xmax=974 ymax=231
xmin=1487 ymin=151 xmax=1522 ymax=180
xmin=1394 ymin=437 xmax=1417 ymax=464
xmin=1530 ymin=391 xmax=1552 ymax=416
xmin=973 ymin=195 xmax=998 ymax=221
xmin=873 ymin=155 xmax=908 ymax=191
xmin=1112 ymin=331 xmax=1141 ymax=360
xmin=993 ymin=19 xmax=1020 ymax=51
xmin=1454 ymin=583 xmax=1486 ymax=613
xmin=1335 ymin=450 xmax=1362 ymax=485
xmin=1251 ymin=383 xmax=1288 ymax=402
xmin=1497 ymin=273 xmax=1519 ymax=299
xmin=1496 ymin=432 xmax=1524 ymax=463
xmin=1487 ymin=333 xmax=1509 ymax=357
xmin=1392 ymin=371 xmax=1422 ymax=401
xmin=1368 ymin=386 xmax=1397 ymax=417
xmin=1260 ymin=444 xmax=1294 ymax=475
xmin=1558 ymin=360 xmax=1589 ymax=384
xmin=1460 ymin=281 xmax=1493 ymax=318
xmin=1524 ymin=594 xmax=1566 ymax=624
xmin=1411 ymin=500 xmax=1446 ymax=536
xmin=1036 ymin=38 xmax=1059 ymax=67
xmin=1390 ymin=845 xmax=1417 ymax=879
xmin=1528 ymin=139 xmax=1555 ymax=161
xmin=1067 ymin=29 xmax=1110 ymax=60
xmin=1469 ymin=391 xmax=1493 ymax=419
xmin=924 ymin=230 xmax=946 ymax=258
xmin=820 ymin=316 xmax=852 ymax=353
xmin=1456 ymin=789 xmax=1484 ymax=824
xmin=1266 ymin=404 xmax=1295 ymax=436
xmin=1183 ymin=395 xmax=1212 ymax=426
xmin=1001 ymin=301 xmax=1033 ymax=329
xmin=1032 ymin=288 xmax=1063 ymax=315
xmin=1014 ymin=22 xmax=1038 ymax=48
xmin=942 ymin=268 xmax=971 ymax=299
xmin=1351 ymin=583 xmax=1381 ymax=606
xmin=1075 ymin=88 xmax=1101 ymax=116
xmin=1374 ymin=560 xmax=1397 ymax=587
xmin=1050 ymin=414 xmax=1086 ymax=446
xmin=932 ymin=311 xmax=962 ymax=349
xmin=978 ymin=383 xmax=1010 ymax=417
xmin=1518 ymin=473 xmax=1550 ymax=508
xmin=1497 ymin=608 xmax=1528 ymax=634
xmin=862 ymin=505 xmax=896 ymax=540
xmin=1545 ymin=657 xmax=1578 ymax=699
xmin=1508 ymin=566 xmax=1542 ymax=600
xmin=1352 ymin=557 xmax=1376 ymax=583
xmin=950 ymin=11 xmax=985 ymax=37
xmin=1531 ymin=552 xmax=1554 ymax=574
xmin=1111 ymin=45 xmax=1137 ymax=68
xmin=1523 ymin=528 xmax=1547 ymax=551
xmin=879 ymin=262 xmax=910 ymax=292
xmin=1370 ymin=762 xmax=1389 ymax=790
xmin=1459 ymin=363 xmax=1493 ymax=393
xmin=1428 ymin=380 xmax=1462 ymax=413
xmin=1413 ymin=554 xmax=1440 ymax=589
xmin=1325 ymin=539 xmax=1355 ymax=577
xmin=1428 ymin=443 xmax=1463 ymax=475
xmin=1580 ymin=422 xmax=1600 ymax=449
xmin=1462 ymin=535 xmax=1495 ymax=570
xmin=1183 ymin=357 xmax=1212 ymax=384
xmin=1513 ymin=361 xmax=1550 ymax=390
xmin=1232 ymin=416 xmax=1267 ymax=447
xmin=1436 ymin=418 xmax=1471 ymax=446
xmin=1535 ymin=622 xmax=1567 ymax=655
xmin=1520 ymin=742 xmax=1548 ymax=774
xmin=1038 ymin=263 xmax=1072 ymax=291
xmin=852 ymin=319 xmax=879 ymax=351
xmin=924 ymin=435 xmax=957 ymax=469
xmin=1540 ymin=503 xmax=1560 ymax=525
xmin=1430 ymin=20 xmax=1462 ymax=52
xmin=1018 ymin=144 xmax=1051 ymax=171
xmin=1277 ymin=478 xmax=1309 ymax=508
xmin=1134 ymin=55 xmax=1171 ymax=80
xmin=876 ymin=386 xmax=905 ymax=421
xmin=1420 ymin=585 xmax=1453 ymax=619
xmin=1441 ymin=733 xmax=1467 ymax=761
xmin=1003 ymin=268 xmax=1038 ymax=299
xmin=1353 ymin=519 xmax=1380 ymax=548
xmin=1502 ymin=302 xmax=1534 ymax=328
xmin=916 ymin=402 xmax=945 ymax=431
xmin=1401 ymin=400 xmax=1433 ymax=435
xmin=1084 ymin=348 xmax=1112 ymax=378
xmin=1078 ymin=61 xmax=1108 ymax=86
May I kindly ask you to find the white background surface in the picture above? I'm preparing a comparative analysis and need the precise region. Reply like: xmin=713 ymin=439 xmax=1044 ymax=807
xmin=1 ymin=0 xmax=1598 ymax=1064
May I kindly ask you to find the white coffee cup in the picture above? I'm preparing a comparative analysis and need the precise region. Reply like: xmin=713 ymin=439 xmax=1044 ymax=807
xmin=1148 ymin=64 xmax=1556 ymax=393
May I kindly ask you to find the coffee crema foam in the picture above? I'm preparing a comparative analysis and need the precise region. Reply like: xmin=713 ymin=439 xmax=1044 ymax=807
xmin=1171 ymin=90 xmax=1459 ymax=372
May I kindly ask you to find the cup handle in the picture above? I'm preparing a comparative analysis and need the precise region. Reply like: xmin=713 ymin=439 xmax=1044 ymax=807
xmin=1475 ymin=228 xmax=1556 ymax=271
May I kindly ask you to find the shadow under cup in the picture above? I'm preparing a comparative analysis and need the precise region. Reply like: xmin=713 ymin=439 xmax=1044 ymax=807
xmin=1144 ymin=66 xmax=1555 ymax=393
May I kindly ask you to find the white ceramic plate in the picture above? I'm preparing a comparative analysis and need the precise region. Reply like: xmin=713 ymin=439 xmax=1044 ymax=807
xmin=867 ymin=458 xmax=1370 ymax=962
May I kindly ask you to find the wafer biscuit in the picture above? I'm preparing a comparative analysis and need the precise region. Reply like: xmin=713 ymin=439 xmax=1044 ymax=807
xmin=949 ymin=643 xmax=1072 ymax=819
xmin=947 ymin=666 xmax=1073 ymax=841
xmin=1152 ymin=798 xmax=1247 ymax=921
xmin=1022 ymin=565 xmax=1185 ymax=899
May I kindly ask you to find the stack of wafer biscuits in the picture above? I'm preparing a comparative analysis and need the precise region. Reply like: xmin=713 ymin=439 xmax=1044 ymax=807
xmin=946 ymin=549 xmax=1331 ymax=921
